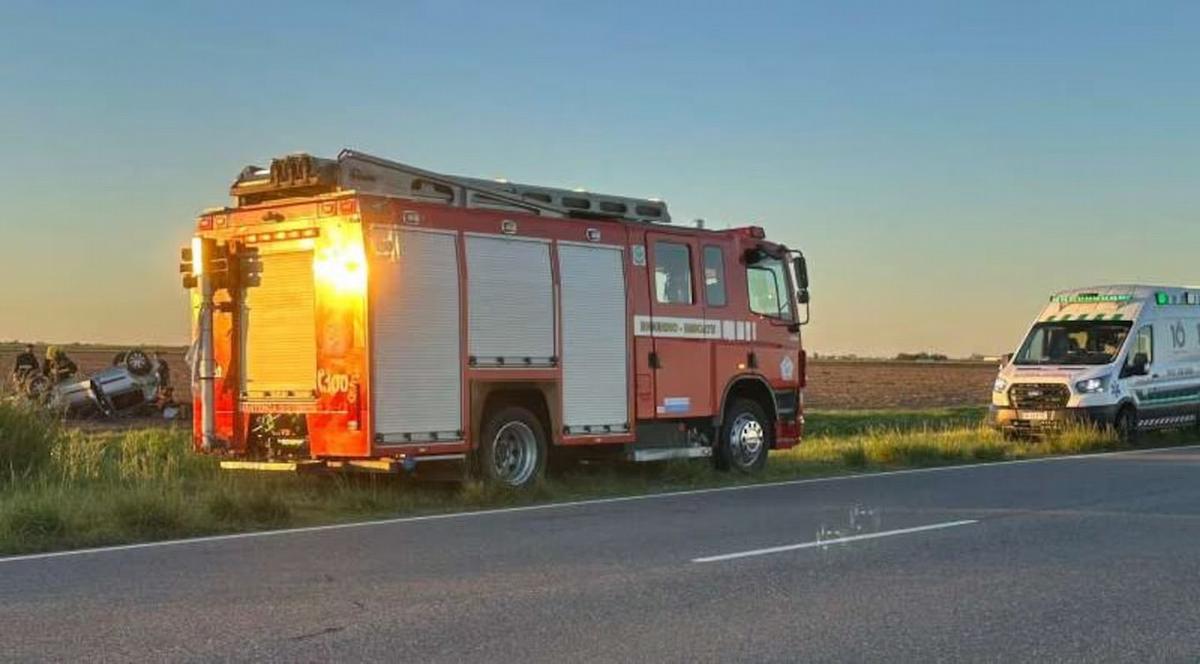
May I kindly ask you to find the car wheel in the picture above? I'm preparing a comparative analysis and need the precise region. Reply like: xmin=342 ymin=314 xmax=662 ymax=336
xmin=24 ymin=375 xmax=50 ymax=402
xmin=1114 ymin=406 xmax=1137 ymax=444
xmin=715 ymin=398 xmax=771 ymax=473
xmin=477 ymin=406 xmax=547 ymax=489
xmin=123 ymin=350 xmax=154 ymax=377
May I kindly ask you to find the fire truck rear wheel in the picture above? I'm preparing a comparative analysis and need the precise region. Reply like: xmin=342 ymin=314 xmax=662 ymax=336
xmin=477 ymin=406 xmax=547 ymax=489
xmin=716 ymin=398 xmax=771 ymax=473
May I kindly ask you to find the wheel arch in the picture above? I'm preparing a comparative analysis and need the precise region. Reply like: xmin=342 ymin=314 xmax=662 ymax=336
xmin=717 ymin=374 xmax=778 ymax=429
xmin=470 ymin=381 xmax=558 ymax=448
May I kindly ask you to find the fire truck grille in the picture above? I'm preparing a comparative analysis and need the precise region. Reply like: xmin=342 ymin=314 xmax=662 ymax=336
xmin=1008 ymin=383 xmax=1070 ymax=410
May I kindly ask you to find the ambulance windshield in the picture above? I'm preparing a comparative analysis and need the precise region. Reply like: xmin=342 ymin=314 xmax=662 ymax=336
xmin=1013 ymin=320 xmax=1132 ymax=366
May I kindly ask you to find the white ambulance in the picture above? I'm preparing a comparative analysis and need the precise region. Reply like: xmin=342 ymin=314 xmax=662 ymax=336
xmin=991 ymin=285 xmax=1200 ymax=437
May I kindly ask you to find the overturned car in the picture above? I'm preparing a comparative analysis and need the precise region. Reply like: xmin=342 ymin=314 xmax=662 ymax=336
xmin=23 ymin=350 xmax=180 ymax=419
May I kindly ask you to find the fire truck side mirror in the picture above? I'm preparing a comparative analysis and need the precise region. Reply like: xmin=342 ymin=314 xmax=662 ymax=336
xmin=792 ymin=255 xmax=809 ymax=290
xmin=241 ymin=246 xmax=263 ymax=288
xmin=793 ymin=254 xmax=811 ymax=327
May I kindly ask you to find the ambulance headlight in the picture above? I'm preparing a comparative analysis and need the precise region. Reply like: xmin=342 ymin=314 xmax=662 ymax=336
xmin=992 ymin=377 xmax=1008 ymax=394
xmin=1074 ymin=375 xmax=1110 ymax=394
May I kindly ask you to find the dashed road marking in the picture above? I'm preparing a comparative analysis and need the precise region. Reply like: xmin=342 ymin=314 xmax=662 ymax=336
xmin=692 ymin=519 xmax=980 ymax=563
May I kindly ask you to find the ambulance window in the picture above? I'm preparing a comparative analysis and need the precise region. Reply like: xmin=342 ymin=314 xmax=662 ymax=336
xmin=747 ymin=258 xmax=793 ymax=320
xmin=703 ymin=246 xmax=727 ymax=307
xmin=654 ymin=242 xmax=693 ymax=304
xmin=1130 ymin=325 xmax=1153 ymax=365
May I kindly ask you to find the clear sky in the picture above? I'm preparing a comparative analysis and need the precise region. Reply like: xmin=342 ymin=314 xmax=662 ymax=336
xmin=1 ymin=1 xmax=1197 ymax=357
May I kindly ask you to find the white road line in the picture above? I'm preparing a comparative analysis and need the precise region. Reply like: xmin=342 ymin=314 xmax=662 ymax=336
xmin=0 ymin=444 xmax=1195 ymax=566
xmin=692 ymin=519 xmax=980 ymax=564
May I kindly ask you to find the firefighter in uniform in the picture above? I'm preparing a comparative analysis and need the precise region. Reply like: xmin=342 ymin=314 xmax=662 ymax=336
xmin=43 ymin=346 xmax=78 ymax=384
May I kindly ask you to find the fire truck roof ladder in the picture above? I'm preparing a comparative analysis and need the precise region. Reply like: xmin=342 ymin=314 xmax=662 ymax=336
xmin=230 ymin=150 xmax=671 ymax=225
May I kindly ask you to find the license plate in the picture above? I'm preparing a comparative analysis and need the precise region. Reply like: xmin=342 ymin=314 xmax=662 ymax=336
xmin=1018 ymin=410 xmax=1050 ymax=421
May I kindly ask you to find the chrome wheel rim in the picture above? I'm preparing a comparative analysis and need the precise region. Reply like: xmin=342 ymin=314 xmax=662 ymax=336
xmin=492 ymin=421 xmax=538 ymax=486
xmin=729 ymin=413 xmax=765 ymax=467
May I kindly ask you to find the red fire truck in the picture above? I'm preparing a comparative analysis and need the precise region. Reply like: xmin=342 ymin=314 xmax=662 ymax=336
xmin=182 ymin=150 xmax=809 ymax=487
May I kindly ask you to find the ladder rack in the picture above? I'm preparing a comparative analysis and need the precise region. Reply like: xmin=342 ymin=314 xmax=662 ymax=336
xmin=230 ymin=150 xmax=671 ymax=224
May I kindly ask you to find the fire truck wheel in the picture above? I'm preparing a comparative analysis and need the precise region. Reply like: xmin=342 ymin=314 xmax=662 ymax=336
xmin=716 ymin=398 xmax=771 ymax=473
xmin=478 ymin=406 xmax=547 ymax=489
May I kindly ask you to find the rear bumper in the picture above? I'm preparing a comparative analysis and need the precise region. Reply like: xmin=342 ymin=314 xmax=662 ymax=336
xmin=988 ymin=404 xmax=1121 ymax=432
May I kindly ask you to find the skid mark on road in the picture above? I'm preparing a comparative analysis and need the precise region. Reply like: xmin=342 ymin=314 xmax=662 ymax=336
xmin=692 ymin=519 xmax=979 ymax=563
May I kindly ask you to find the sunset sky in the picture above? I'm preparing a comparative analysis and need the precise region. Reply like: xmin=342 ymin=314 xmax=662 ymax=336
xmin=1 ymin=1 xmax=1197 ymax=357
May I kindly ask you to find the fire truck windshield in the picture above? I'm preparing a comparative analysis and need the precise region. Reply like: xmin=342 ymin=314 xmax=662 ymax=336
xmin=747 ymin=257 xmax=794 ymax=320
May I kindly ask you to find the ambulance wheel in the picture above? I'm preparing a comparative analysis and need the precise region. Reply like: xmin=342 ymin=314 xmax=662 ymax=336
xmin=715 ymin=398 xmax=771 ymax=473
xmin=1113 ymin=406 xmax=1137 ymax=444
xmin=478 ymin=406 xmax=547 ymax=489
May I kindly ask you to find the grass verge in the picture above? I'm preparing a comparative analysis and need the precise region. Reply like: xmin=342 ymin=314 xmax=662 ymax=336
xmin=0 ymin=402 xmax=1193 ymax=555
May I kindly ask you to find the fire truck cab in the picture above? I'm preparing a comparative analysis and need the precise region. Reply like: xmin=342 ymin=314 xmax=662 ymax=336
xmin=183 ymin=150 xmax=809 ymax=487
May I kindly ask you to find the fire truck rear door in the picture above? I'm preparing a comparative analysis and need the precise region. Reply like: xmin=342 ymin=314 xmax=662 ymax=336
xmin=644 ymin=232 xmax=713 ymax=418
xmin=241 ymin=250 xmax=318 ymax=400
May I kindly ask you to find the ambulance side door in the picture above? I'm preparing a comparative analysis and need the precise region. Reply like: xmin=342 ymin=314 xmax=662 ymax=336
xmin=645 ymin=232 xmax=713 ymax=418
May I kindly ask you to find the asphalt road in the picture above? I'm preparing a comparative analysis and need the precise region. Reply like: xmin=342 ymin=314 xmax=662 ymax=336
xmin=4 ymin=446 xmax=1200 ymax=663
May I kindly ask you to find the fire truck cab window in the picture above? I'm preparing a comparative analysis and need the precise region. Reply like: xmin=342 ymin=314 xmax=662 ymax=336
xmin=703 ymin=246 xmax=727 ymax=307
xmin=747 ymin=258 xmax=793 ymax=320
xmin=654 ymin=241 xmax=693 ymax=305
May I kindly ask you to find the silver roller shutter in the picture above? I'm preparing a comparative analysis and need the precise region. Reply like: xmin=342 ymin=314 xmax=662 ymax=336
xmin=466 ymin=235 xmax=555 ymax=366
xmin=558 ymin=243 xmax=629 ymax=433
xmin=370 ymin=229 xmax=462 ymax=443
xmin=242 ymin=250 xmax=318 ymax=399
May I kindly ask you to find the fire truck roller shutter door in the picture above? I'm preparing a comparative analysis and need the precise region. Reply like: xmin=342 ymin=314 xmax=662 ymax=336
xmin=242 ymin=250 xmax=318 ymax=398
xmin=370 ymin=229 xmax=463 ymax=443
xmin=558 ymin=243 xmax=629 ymax=434
xmin=466 ymin=235 xmax=555 ymax=366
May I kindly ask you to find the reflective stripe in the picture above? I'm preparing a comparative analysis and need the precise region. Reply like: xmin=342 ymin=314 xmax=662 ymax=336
xmin=633 ymin=315 xmax=766 ymax=341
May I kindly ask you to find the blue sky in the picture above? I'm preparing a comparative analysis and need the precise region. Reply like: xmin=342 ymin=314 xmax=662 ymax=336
xmin=1 ymin=1 xmax=1197 ymax=356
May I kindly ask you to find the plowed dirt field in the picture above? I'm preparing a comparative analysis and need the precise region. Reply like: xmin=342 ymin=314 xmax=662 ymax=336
xmin=2 ymin=345 xmax=995 ymax=411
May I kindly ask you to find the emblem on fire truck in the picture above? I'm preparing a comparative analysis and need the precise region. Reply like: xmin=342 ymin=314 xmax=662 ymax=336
xmin=780 ymin=356 xmax=795 ymax=381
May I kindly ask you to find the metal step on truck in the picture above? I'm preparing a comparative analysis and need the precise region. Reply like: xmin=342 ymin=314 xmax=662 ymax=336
xmin=181 ymin=150 xmax=810 ymax=488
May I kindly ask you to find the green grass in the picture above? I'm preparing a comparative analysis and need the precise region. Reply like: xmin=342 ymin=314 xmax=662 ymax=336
xmin=0 ymin=402 xmax=1193 ymax=555
xmin=801 ymin=406 xmax=988 ymax=438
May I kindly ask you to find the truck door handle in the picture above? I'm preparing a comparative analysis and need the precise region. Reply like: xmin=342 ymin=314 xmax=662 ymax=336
xmin=649 ymin=352 xmax=661 ymax=369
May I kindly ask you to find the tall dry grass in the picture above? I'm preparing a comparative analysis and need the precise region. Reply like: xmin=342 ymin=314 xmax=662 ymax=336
xmin=0 ymin=404 xmax=1178 ymax=555
xmin=779 ymin=421 xmax=1121 ymax=470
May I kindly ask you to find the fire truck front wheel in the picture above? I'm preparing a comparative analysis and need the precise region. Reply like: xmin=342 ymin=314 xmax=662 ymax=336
xmin=715 ymin=398 xmax=771 ymax=473
xmin=477 ymin=406 xmax=548 ymax=489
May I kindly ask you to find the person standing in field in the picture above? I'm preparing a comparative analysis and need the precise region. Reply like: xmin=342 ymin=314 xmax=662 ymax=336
xmin=43 ymin=346 xmax=78 ymax=383
xmin=11 ymin=344 xmax=40 ymax=386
